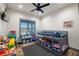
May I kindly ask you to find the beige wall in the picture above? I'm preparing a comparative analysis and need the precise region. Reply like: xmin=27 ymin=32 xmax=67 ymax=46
xmin=41 ymin=4 xmax=79 ymax=49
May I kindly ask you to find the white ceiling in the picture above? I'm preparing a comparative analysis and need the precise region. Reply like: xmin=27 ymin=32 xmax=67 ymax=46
xmin=6 ymin=3 xmax=71 ymax=18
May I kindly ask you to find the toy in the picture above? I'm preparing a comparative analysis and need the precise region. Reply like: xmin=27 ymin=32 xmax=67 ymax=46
xmin=8 ymin=31 xmax=16 ymax=42
xmin=7 ymin=31 xmax=15 ymax=49
xmin=8 ymin=38 xmax=15 ymax=49
xmin=0 ymin=35 xmax=3 ymax=42
xmin=3 ymin=35 xmax=8 ymax=40
xmin=0 ymin=49 xmax=5 ymax=55
xmin=0 ymin=34 xmax=15 ymax=56
xmin=32 ymin=34 xmax=38 ymax=41
xmin=3 ymin=35 xmax=8 ymax=43
xmin=0 ymin=36 xmax=2 ymax=44
xmin=8 ymin=32 xmax=14 ymax=38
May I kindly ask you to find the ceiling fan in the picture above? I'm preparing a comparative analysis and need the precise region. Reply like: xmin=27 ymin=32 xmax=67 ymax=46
xmin=31 ymin=3 xmax=50 ymax=13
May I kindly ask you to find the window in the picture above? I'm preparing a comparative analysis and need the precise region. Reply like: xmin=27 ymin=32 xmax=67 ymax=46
xmin=20 ymin=20 xmax=36 ymax=36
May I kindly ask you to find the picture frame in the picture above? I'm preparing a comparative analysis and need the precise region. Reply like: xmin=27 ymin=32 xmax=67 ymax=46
xmin=63 ymin=20 xmax=73 ymax=28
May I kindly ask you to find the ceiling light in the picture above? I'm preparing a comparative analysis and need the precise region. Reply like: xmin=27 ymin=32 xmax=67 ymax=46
xmin=38 ymin=12 xmax=42 ymax=15
xmin=18 ymin=5 xmax=23 ymax=8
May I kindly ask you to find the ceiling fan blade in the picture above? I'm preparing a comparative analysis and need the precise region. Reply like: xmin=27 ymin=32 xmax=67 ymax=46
xmin=40 ymin=3 xmax=50 ymax=8
xmin=32 ymin=3 xmax=38 ymax=7
xmin=31 ymin=9 xmax=37 ymax=12
xmin=40 ymin=9 xmax=44 ymax=13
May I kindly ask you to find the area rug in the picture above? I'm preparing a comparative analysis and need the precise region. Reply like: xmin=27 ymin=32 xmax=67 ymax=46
xmin=22 ymin=43 xmax=54 ymax=56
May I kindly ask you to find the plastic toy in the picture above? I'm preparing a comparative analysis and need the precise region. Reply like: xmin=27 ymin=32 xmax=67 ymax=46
xmin=2 ymin=35 xmax=8 ymax=43
xmin=0 ymin=35 xmax=2 ymax=42
xmin=8 ymin=32 xmax=14 ymax=38
xmin=0 ymin=49 xmax=5 ymax=55
xmin=3 ymin=35 xmax=8 ymax=40
xmin=0 ymin=36 xmax=4 ymax=45
xmin=0 ymin=33 xmax=15 ymax=56
xmin=8 ymin=38 xmax=15 ymax=49
xmin=10 ymin=31 xmax=16 ymax=39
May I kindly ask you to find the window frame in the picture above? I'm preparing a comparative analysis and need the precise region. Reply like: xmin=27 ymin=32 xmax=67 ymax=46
xmin=19 ymin=19 xmax=36 ymax=37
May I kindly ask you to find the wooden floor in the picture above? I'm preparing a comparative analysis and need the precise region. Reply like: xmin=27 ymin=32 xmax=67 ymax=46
xmin=16 ymin=42 xmax=37 ymax=56
xmin=16 ymin=42 xmax=79 ymax=56
xmin=64 ymin=48 xmax=79 ymax=56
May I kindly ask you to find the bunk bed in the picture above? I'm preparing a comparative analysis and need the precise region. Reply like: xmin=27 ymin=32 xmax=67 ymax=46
xmin=37 ymin=31 xmax=69 ymax=56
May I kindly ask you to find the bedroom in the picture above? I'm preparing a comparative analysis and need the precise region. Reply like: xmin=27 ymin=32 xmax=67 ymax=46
xmin=0 ymin=3 xmax=79 ymax=56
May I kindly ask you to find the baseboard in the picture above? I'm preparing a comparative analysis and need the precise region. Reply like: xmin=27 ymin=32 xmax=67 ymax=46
xmin=69 ymin=47 xmax=79 ymax=51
